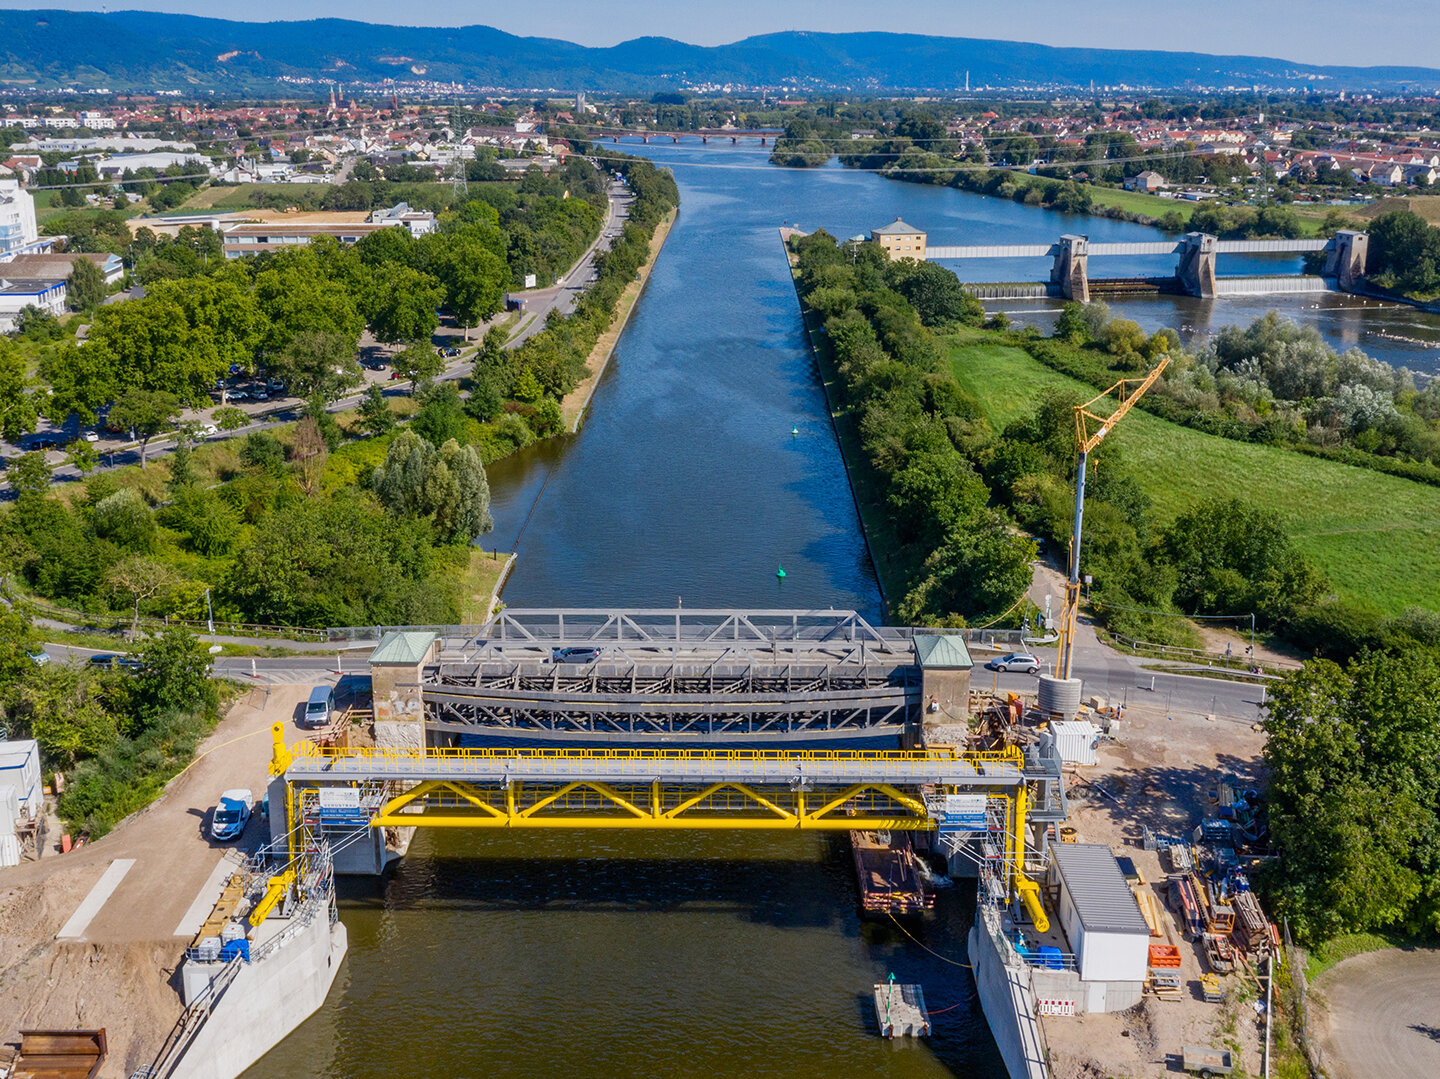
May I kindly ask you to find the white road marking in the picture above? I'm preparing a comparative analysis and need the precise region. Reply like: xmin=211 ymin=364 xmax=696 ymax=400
xmin=55 ymin=859 xmax=136 ymax=940
xmin=173 ymin=856 xmax=239 ymax=937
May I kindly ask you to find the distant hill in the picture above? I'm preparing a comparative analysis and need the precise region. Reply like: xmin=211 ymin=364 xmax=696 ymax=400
xmin=0 ymin=11 xmax=1436 ymax=94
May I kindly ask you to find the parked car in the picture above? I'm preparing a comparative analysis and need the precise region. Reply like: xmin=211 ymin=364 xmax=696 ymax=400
xmin=210 ymin=789 xmax=253 ymax=841
xmin=390 ymin=371 xmax=405 ymax=380
xmin=551 ymin=646 xmax=602 ymax=664
xmin=984 ymin=652 xmax=1042 ymax=674
xmin=439 ymin=347 xmax=462 ymax=358
xmin=368 ymin=361 xmax=388 ymax=372
xmin=82 ymin=430 xmax=99 ymax=443
xmin=27 ymin=650 xmax=50 ymax=666
xmin=197 ymin=423 xmax=218 ymax=437
xmin=229 ymin=390 xmax=249 ymax=401
xmin=253 ymin=391 xmax=269 ymax=401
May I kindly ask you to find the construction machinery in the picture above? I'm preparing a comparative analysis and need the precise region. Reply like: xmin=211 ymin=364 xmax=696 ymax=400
xmin=1054 ymin=357 xmax=1171 ymax=682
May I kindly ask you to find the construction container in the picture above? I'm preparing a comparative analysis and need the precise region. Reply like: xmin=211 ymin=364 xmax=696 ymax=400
xmin=0 ymin=739 xmax=41 ymax=818
xmin=1043 ymin=720 xmax=1099 ymax=766
xmin=0 ymin=833 xmax=19 ymax=868
xmin=0 ymin=783 xmax=19 ymax=835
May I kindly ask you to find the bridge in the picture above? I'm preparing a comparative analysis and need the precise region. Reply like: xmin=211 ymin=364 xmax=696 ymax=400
xmin=588 ymin=127 xmax=784 ymax=145
xmin=924 ymin=229 xmax=1369 ymax=302
xmin=381 ymin=609 xmax=972 ymax=746
xmin=266 ymin=731 xmax=1066 ymax=884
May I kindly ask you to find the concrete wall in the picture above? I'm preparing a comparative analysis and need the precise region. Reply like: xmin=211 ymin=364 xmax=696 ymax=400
xmin=921 ymin=667 xmax=972 ymax=727
xmin=175 ymin=911 xmax=347 ymax=1079
xmin=968 ymin=908 xmax=1049 ymax=1079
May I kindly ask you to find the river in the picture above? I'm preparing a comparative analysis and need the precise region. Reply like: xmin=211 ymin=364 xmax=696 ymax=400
xmin=246 ymin=144 xmax=1440 ymax=1079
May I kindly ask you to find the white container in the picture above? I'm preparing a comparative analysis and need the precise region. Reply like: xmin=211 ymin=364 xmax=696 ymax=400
xmin=1046 ymin=720 xmax=1100 ymax=767
xmin=0 ymin=833 xmax=19 ymax=868
xmin=0 ymin=739 xmax=42 ymax=814
xmin=0 ymin=784 xmax=18 ymax=834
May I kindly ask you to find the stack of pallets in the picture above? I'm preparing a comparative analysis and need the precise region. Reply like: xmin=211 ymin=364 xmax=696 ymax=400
xmin=1233 ymin=891 xmax=1269 ymax=954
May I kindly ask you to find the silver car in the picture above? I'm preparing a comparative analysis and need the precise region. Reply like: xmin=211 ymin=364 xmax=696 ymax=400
xmin=985 ymin=652 xmax=1041 ymax=674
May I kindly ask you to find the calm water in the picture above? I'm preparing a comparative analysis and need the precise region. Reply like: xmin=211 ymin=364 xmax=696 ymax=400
xmin=247 ymin=145 xmax=1440 ymax=1079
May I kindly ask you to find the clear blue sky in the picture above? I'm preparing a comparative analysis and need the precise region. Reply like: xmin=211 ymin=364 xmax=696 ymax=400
xmin=1 ymin=1 xmax=1435 ymax=68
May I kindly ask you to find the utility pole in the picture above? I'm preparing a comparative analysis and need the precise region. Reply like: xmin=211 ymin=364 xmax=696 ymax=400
xmin=450 ymin=154 xmax=468 ymax=200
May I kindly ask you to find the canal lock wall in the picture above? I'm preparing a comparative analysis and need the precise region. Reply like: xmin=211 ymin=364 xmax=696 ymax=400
xmin=968 ymin=906 xmax=1051 ymax=1079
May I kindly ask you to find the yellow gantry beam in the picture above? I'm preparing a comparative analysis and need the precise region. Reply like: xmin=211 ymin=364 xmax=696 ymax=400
xmin=363 ymin=777 xmax=941 ymax=831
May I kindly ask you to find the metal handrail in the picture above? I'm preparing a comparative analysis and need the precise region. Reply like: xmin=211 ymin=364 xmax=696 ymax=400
xmin=292 ymin=743 xmax=1024 ymax=764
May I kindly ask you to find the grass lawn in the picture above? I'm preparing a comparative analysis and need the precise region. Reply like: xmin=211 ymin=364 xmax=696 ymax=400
xmin=948 ymin=335 xmax=1440 ymax=615
xmin=1081 ymin=184 xmax=1331 ymax=236
xmin=452 ymin=547 xmax=512 ymax=622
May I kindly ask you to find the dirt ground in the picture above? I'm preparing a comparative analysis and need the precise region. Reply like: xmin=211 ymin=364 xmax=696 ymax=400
xmin=0 ymin=680 xmax=329 ymax=1078
xmin=1040 ymin=696 xmax=1271 ymax=1079
xmin=1310 ymin=947 xmax=1440 ymax=1079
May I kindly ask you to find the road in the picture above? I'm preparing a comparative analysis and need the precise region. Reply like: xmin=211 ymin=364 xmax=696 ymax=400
xmin=1315 ymin=948 xmax=1440 ymax=1079
xmin=41 ymin=629 xmax=1269 ymax=721
xmin=0 ymin=177 xmax=633 ymax=492
xmin=505 ymin=178 xmax=632 ymax=347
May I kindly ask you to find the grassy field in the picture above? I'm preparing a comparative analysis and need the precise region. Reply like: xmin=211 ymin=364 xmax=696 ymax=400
xmin=1353 ymin=194 xmax=1440 ymax=225
xmin=1080 ymin=184 xmax=1331 ymax=236
xmin=948 ymin=336 xmax=1440 ymax=615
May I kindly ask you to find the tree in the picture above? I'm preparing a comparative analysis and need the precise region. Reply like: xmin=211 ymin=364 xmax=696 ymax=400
xmin=65 ymin=256 xmax=107 ymax=312
xmin=1263 ymin=651 xmax=1440 ymax=939
xmin=271 ymin=330 xmax=362 ymax=403
xmin=289 ymin=416 xmax=329 ymax=498
xmin=108 ymin=389 xmax=181 ymax=469
xmin=372 ymin=430 xmax=493 ymax=545
xmin=357 ymin=385 xmax=395 ymax=437
xmin=391 ymin=341 xmax=444 ymax=394
xmin=0 ymin=340 xmax=39 ymax=442
xmin=411 ymin=383 xmax=469 ymax=447
xmin=92 ymin=488 xmax=155 ymax=551
xmin=432 ymin=240 xmax=508 ymax=338
xmin=7 ymin=451 xmax=52 ymax=499
xmin=364 ymin=263 xmax=444 ymax=344
xmin=106 ymin=556 xmax=179 ymax=637
xmin=135 ymin=628 xmax=218 ymax=719
xmin=896 ymin=513 xmax=1036 ymax=624
xmin=885 ymin=259 xmax=984 ymax=328
xmin=42 ymin=340 xmax=117 ymax=427
xmin=212 ymin=406 xmax=250 ymax=432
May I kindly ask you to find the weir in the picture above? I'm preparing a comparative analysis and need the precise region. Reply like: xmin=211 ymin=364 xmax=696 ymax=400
xmin=920 ymin=228 xmax=1368 ymax=300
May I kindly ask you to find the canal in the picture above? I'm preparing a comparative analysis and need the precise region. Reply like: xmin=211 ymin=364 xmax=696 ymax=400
xmin=247 ymin=145 xmax=1440 ymax=1079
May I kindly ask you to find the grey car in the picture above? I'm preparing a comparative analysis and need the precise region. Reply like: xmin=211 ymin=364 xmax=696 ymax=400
xmin=985 ymin=652 xmax=1041 ymax=674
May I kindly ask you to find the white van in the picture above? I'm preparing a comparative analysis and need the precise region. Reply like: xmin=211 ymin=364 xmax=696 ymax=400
xmin=303 ymin=685 xmax=334 ymax=728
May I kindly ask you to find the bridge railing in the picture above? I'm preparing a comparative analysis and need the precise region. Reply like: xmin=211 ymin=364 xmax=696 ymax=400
xmin=292 ymin=742 xmax=1025 ymax=765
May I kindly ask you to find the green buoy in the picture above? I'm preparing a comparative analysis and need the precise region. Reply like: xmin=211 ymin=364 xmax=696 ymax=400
xmin=776 ymin=565 xmax=787 ymax=579
xmin=792 ymin=426 xmax=798 ymax=437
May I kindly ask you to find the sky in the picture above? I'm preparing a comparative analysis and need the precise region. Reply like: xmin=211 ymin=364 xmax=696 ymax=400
xmin=0 ymin=1 xmax=1436 ymax=69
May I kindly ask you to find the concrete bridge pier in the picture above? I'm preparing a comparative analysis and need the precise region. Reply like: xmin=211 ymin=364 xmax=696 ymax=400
xmin=1325 ymin=229 xmax=1369 ymax=291
xmin=1050 ymin=235 xmax=1090 ymax=302
xmin=1176 ymin=232 xmax=1219 ymax=298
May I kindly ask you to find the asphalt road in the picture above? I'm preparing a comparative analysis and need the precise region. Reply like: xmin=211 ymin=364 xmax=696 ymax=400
xmin=42 ymin=632 xmax=1268 ymax=722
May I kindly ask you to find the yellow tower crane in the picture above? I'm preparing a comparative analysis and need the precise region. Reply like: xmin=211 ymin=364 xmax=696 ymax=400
xmin=1056 ymin=357 xmax=1170 ymax=681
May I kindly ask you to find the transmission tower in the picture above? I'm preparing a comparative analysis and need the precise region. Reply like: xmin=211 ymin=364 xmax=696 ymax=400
xmin=450 ymin=154 xmax=468 ymax=201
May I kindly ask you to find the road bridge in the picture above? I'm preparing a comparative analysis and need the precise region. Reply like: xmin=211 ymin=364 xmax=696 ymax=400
xmin=924 ymin=229 xmax=1368 ymax=301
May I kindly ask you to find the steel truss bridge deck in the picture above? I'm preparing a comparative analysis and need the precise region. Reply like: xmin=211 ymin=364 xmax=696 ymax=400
xmin=426 ymin=609 xmax=922 ymax=741
xmin=280 ymin=745 xmax=1066 ymax=831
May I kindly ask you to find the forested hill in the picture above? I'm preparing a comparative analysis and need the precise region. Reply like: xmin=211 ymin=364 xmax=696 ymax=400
xmin=0 ymin=11 xmax=1437 ymax=93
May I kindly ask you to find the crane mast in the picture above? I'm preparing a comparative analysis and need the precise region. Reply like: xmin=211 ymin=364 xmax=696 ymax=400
xmin=1056 ymin=357 xmax=1170 ymax=681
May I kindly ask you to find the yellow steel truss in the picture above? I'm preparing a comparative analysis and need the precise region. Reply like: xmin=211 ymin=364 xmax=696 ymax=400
xmin=364 ymin=777 xmax=934 ymax=830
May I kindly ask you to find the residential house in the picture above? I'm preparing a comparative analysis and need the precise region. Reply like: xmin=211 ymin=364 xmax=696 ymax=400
xmin=2 ymin=252 xmax=125 ymax=286
xmin=1124 ymin=170 xmax=1168 ymax=193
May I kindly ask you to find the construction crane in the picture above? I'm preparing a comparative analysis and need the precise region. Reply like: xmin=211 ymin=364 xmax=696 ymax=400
xmin=1055 ymin=357 xmax=1170 ymax=681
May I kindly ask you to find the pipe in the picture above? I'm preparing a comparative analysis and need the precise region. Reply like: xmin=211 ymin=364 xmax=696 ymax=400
xmin=1017 ymin=874 xmax=1050 ymax=933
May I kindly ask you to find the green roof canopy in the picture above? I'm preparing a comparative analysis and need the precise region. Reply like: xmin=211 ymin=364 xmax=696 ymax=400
xmin=914 ymin=634 xmax=973 ymax=669
xmin=369 ymin=630 xmax=437 ymax=666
